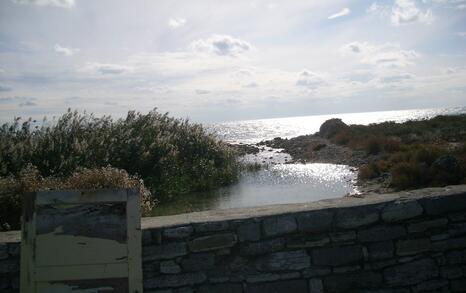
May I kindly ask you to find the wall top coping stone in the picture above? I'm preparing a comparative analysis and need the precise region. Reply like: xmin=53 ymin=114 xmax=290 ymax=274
xmin=1 ymin=184 xmax=466 ymax=243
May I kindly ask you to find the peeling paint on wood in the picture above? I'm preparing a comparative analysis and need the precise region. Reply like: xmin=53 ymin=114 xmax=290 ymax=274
xmin=20 ymin=188 xmax=142 ymax=293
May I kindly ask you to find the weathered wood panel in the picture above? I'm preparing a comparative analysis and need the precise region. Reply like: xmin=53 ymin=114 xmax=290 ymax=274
xmin=20 ymin=189 xmax=142 ymax=293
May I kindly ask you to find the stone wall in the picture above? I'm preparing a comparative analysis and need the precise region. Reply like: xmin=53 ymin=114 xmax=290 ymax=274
xmin=2 ymin=185 xmax=466 ymax=292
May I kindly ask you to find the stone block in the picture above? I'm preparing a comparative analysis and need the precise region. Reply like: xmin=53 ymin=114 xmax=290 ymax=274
xmin=445 ymin=249 xmax=466 ymax=265
xmin=335 ymin=205 xmax=380 ymax=229
xmin=256 ymin=250 xmax=310 ymax=271
xmin=198 ymin=283 xmax=243 ymax=293
xmin=262 ymin=215 xmax=297 ymax=237
xmin=240 ymin=238 xmax=285 ymax=256
xmin=7 ymin=243 xmax=19 ymax=257
xmin=367 ymin=241 xmax=394 ymax=260
xmin=407 ymin=218 xmax=448 ymax=233
xmin=302 ymin=267 xmax=332 ymax=278
xmin=189 ymin=233 xmax=237 ymax=252
xmin=309 ymin=278 xmax=323 ymax=293
xmin=144 ymin=272 xmax=207 ymax=289
xmin=143 ymin=242 xmax=187 ymax=261
xmin=381 ymin=200 xmax=423 ymax=222
xmin=413 ymin=279 xmax=449 ymax=292
xmin=181 ymin=253 xmax=215 ymax=271
xmin=451 ymin=279 xmax=466 ymax=292
xmin=245 ymin=279 xmax=308 ymax=293
xmin=286 ymin=234 xmax=329 ymax=248
xmin=383 ymin=258 xmax=438 ymax=286
xmin=441 ymin=265 xmax=463 ymax=279
xmin=312 ymin=245 xmax=363 ymax=266
xmin=0 ymin=244 xmax=7 ymax=260
xmin=160 ymin=260 xmax=182 ymax=274
xmin=396 ymin=238 xmax=431 ymax=256
xmin=0 ymin=259 xmax=19 ymax=274
xmin=432 ymin=236 xmax=466 ymax=251
xmin=296 ymin=210 xmax=333 ymax=232
xmin=237 ymin=222 xmax=261 ymax=242
xmin=163 ymin=226 xmax=194 ymax=240
xmin=450 ymin=223 xmax=466 ymax=237
xmin=194 ymin=221 xmax=229 ymax=233
xmin=329 ymin=231 xmax=356 ymax=242
xmin=358 ymin=225 xmax=406 ymax=242
xmin=419 ymin=193 xmax=466 ymax=216
xmin=324 ymin=271 xmax=382 ymax=293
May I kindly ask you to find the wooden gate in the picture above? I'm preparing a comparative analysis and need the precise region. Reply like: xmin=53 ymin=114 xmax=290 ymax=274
xmin=20 ymin=189 xmax=142 ymax=293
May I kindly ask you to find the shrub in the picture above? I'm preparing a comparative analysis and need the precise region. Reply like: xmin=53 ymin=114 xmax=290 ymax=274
xmin=0 ymin=109 xmax=240 ymax=202
xmin=358 ymin=162 xmax=381 ymax=180
xmin=0 ymin=165 xmax=155 ymax=231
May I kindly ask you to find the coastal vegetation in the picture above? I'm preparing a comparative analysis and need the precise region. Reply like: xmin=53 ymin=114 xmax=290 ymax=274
xmin=0 ymin=109 xmax=240 ymax=230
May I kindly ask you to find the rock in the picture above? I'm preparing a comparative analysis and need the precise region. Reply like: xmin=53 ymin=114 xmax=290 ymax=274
xmin=240 ymin=238 xmax=285 ymax=256
xmin=419 ymin=193 xmax=466 ymax=216
xmin=383 ymin=258 xmax=438 ymax=286
xmin=309 ymin=278 xmax=324 ymax=293
xmin=245 ymin=279 xmax=308 ymax=293
xmin=324 ymin=271 xmax=383 ymax=293
xmin=262 ymin=216 xmax=297 ymax=237
xmin=256 ymin=250 xmax=310 ymax=271
xmin=329 ymin=231 xmax=357 ymax=242
xmin=396 ymin=238 xmax=431 ymax=256
xmin=163 ymin=226 xmax=194 ymax=240
xmin=335 ymin=205 xmax=380 ymax=229
xmin=237 ymin=222 xmax=261 ymax=242
xmin=312 ymin=245 xmax=363 ymax=266
xmin=198 ymin=283 xmax=243 ymax=293
xmin=367 ymin=241 xmax=394 ymax=260
xmin=194 ymin=221 xmax=229 ymax=233
xmin=381 ymin=200 xmax=423 ymax=222
xmin=296 ymin=210 xmax=333 ymax=232
xmin=407 ymin=218 xmax=448 ymax=233
xmin=143 ymin=242 xmax=187 ymax=261
xmin=318 ymin=118 xmax=349 ymax=139
xmin=144 ymin=272 xmax=207 ymax=289
xmin=181 ymin=253 xmax=215 ymax=271
xmin=358 ymin=225 xmax=406 ymax=242
xmin=432 ymin=154 xmax=460 ymax=172
xmin=189 ymin=233 xmax=237 ymax=252
xmin=160 ymin=260 xmax=182 ymax=274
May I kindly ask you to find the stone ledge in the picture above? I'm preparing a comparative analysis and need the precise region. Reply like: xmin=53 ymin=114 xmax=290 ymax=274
xmin=2 ymin=184 xmax=466 ymax=243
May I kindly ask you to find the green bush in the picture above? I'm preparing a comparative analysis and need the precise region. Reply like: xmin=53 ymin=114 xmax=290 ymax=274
xmin=0 ymin=109 xmax=240 ymax=202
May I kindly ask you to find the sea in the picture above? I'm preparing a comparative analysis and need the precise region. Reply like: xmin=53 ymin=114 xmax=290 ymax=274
xmin=158 ymin=107 xmax=466 ymax=214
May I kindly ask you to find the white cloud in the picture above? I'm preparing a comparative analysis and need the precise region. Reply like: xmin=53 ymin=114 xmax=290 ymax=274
xmin=168 ymin=17 xmax=186 ymax=28
xmin=457 ymin=32 xmax=466 ymax=37
xmin=391 ymin=0 xmax=433 ymax=25
xmin=190 ymin=35 xmax=252 ymax=57
xmin=12 ymin=0 xmax=75 ymax=8
xmin=81 ymin=62 xmax=132 ymax=75
xmin=341 ymin=42 xmax=419 ymax=68
xmin=328 ymin=8 xmax=351 ymax=19
xmin=195 ymin=89 xmax=210 ymax=95
xmin=54 ymin=44 xmax=79 ymax=56
xmin=296 ymin=70 xmax=326 ymax=89
xmin=366 ymin=2 xmax=391 ymax=16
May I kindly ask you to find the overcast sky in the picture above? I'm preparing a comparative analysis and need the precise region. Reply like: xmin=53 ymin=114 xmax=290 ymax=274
xmin=0 ymin=0 xmax=465 ymax=122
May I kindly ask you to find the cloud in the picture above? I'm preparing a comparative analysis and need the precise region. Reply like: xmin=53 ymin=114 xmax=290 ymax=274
xmin=190 ymin=34 xmax=252 ymax=57
xmin=168 ymin=17 xmax=186 ymax=28
xmin=457 ymin=32 xmax=466 ymax=37
xmin=54 ymin=44 xmax=79 ymax=56
xmin=328 ymin=8 xmax=351 ymax=19
xmin=391 ymin=0 xmax=433 ymax=25
xmin=379 ymin=73 xmax=414 ymax=83
xmin=296 ymin=70 xmax=326 ymax=89
xmin=81 ymin=62 xmax=132 ymax=75
xmin=341 ymin=42 xmax=419 ymax=68
xmin=366 ymin=2 xmax=391 ymax=16
xmin=0 ymin=85 xmax=12 ymax=92
xmin=19 ymin=100 xmax=37 ymax=107
xmin=430 ymin=0 xmax=466 ymax=10
xmin=243 ymin=82 xmax=258 ymax=88
xmin=195 ymin=89 xmax=210 ymax=95
xmin=11 ymin=0 xmax=75 ymax=8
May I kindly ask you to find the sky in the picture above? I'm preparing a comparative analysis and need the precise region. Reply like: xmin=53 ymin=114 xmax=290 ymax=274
xmin=0 ymin=0 xmax=465 ymax=122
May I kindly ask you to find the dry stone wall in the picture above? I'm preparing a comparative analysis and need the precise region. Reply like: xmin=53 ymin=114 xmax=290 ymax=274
xmin=2 ymin=185 xmax=466 ymax=292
